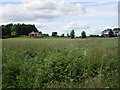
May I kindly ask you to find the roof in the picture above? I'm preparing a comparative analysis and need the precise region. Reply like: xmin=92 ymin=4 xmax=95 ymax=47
xmin=29 ymin=31 xmax=40 ymax=35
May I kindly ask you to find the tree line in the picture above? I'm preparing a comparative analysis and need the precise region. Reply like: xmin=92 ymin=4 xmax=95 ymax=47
xmin=51 ymin=28 xmax=120 ymax=39
xmin=0 ymin=23 xmax=120 ymax=39
xmin=47 ymin=30 xmax=86 ymax=39
xmin=101 ymin=28 xmax=120 ymax=37
xmin=0 ymin=23 xmax=38 ymax=38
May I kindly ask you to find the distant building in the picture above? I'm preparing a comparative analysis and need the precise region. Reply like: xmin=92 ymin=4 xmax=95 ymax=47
xmin=29 ymin=31 xmax=49 ymax=37
xmin=29 ymin=31 xmax=42 ymax=37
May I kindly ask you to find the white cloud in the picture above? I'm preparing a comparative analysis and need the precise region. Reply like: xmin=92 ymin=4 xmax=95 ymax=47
xmin=0 ymin=0 xmax=21 ymax=2
xmin=63 ymin=22 xmax=90 ymax=30
xmin=1 ymin=0 xmax=119 ymax=2
xmin=104 ymin=25 xmax=118 ymax=30
xmin=1 ymin=0 xmax=86 ymax=23
xmin=41 ymin=0 xmax=120 ymax=3
xmin=84 ymin=2 xmax=118 ymax=17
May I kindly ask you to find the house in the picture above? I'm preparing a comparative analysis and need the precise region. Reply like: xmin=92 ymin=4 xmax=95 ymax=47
xmin=29 ymin=31 xmax=42 ymax=37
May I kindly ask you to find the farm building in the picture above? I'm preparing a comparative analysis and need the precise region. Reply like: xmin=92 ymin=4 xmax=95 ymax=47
xmin=29 ymin=31 xmax=42 ymax=37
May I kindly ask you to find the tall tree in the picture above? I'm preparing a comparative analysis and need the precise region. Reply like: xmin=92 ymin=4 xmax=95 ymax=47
xmin=81 ymin=31 xmax=86 ymax=38
xmin=113 ymin=28 xmax=120 ymax=36
xmin=52 ymin=32 xmax=57 ymax=37
xmin=108 ymin=29 xmax=114 ymax=37
xmin=67 ymin=33 xmax=70 ymax=37
xmin=60 ymin=34 xmax=65 ymax=37
xmin=70 ymin=30 xmax=75 ymax=39
xmin=11 ymin=25 xmax=18 ymax=36
xmin=2 ymin=23 xmax=13 ymax=38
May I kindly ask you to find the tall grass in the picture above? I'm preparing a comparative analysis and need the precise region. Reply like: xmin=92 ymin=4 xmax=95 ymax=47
xmin=2 ymin=38 xmax=119 ymax=88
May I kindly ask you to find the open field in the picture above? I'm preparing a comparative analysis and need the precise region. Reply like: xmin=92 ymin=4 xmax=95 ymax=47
xmin=2 ymin=38 xmax=120 ymax=88
xmin=8 ymin=36 xmax=117 ymax=39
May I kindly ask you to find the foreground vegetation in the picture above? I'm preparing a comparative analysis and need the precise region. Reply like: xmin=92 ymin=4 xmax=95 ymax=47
xmin=2 ymin=38 xmax=119 ymax=88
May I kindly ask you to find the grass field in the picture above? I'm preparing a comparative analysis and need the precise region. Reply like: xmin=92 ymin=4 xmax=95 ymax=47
xmin=8 ymin=36 xmax=105 ymax=39
xmin=2 ymin=37 xmax=120 ymax=88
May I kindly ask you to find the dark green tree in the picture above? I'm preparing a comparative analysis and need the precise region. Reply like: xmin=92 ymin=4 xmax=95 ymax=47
xmin=52 ymin=32 xmax=57 ymax=37
xmin=108 ymin=29 xmax=114 ymax=37
xmin=1 ymin=23 xmax=38 ymax=38
xmin=11 ymin=25 xmax=18 ymax=37
xmin=11 ymin=31 xmax=17 ymax=36
xmin=2 ymin=23 xmax=13 ymax=38
xmin=46 ymin=34 xmax=49 ymax=37
xmin=113 ymin=28 xmax=120 ymax=36
xmin=81 ymin=31 xmax=86 ymax=38
xmin=67 ymin=33 xmax=70 ymax=37
xmin=60 ymin=34 xmax=64 ymax=37
xmin=70 ymin=30 xmax=75 ymax=39
xmin=15 ymin=24 xmax=38 ymax=36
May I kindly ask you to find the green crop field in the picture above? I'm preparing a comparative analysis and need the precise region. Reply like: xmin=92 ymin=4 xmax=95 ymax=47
xmin=2 ymin=37 xmax=120 ymax=88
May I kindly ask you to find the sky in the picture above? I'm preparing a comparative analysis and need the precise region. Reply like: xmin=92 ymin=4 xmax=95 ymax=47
xmin=0 ymin=0 xmax=119 ymax=36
